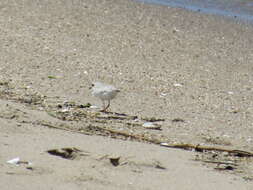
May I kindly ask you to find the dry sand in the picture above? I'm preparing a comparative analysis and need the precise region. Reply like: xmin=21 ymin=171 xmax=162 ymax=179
xmin=0 ymin=0 xmax=253 ymax=189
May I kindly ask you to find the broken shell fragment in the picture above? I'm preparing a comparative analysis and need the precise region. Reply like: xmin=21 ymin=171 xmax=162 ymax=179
xmin=7 ymin=157 xmax=20 ymax=165
xmin=160 ymin=142 xmax=169 ymax=146
xmin=142 ymin=122 xmax=162 ymax=130
xmin=173 ymin=83 xmax=183 ymax=87
xmin=90 ymin=105 xmax=99 ymax=109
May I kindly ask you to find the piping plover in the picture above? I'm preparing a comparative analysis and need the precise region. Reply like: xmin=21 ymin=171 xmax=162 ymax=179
xmin=90 ymin=82 xmax=120 ymax=112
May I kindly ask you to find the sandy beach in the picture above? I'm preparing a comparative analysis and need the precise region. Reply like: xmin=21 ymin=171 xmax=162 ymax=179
xmin=0 ymin=0 xmax=253 ymax=189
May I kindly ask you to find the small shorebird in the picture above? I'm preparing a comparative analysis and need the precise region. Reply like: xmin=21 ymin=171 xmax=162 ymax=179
xmin=90 ymin=82 xmax=120 ymax=112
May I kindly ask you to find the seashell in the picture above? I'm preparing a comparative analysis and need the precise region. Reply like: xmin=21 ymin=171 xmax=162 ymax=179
xmin=173 ymin=83 xmax=183 ymax=87
xmin=142 ymin=122 xmax=161 ymax=130
xmin=7 ymin=157 xmax=20 ymax=165
xmin=90 ymin=105 xmax=99 ymax=109
xmin=160 ymin=142 xmax=169 ymax=146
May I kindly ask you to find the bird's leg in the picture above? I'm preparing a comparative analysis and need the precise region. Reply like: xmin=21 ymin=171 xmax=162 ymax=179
xmin=101 ymin=100 xmax=106 ymax=111
xmin=101 ymin=100 xmax=108 ymax=112
xmin=104 ymin=100 xmax=110 ymax=111
xmin=101 ymin=100 xmax=111 ymax=112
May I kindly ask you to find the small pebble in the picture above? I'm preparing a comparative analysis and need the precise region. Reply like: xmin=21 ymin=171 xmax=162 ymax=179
xmin=173 ymin=83 xmax=183 ymax=87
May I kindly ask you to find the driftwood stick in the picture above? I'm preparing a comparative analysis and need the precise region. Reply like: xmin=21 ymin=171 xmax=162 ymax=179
xmin=92 ymin=127 xmax=253 ymax=157
xmin=39 ymin=121 xmax=253 ymax=158
xmin=161 ymin=143 xmax=253 ymax=157
xmin=195 ymin=159 xmax=238 ymax=166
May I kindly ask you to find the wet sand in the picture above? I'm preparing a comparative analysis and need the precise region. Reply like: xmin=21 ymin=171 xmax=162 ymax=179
xmin=0 ymin=0 xmax=253 ymax=189
xmin=136 ymin=0 xmax=253 ymax=22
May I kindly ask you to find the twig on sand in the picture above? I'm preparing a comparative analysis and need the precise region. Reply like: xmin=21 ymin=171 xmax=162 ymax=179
xmin=87 ymin=126 xmax=253 ymax=157
xmin=195 ymin=159 xmax=238 ymax=166
xmin=38 ymin=121 xmax=253 ymax=158
xmin=160 ymin=143 xmax=253 ymax=157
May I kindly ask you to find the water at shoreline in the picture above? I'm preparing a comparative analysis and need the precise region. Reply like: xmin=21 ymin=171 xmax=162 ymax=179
xmin=136 ymin=0 xmax=253 ymax=23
